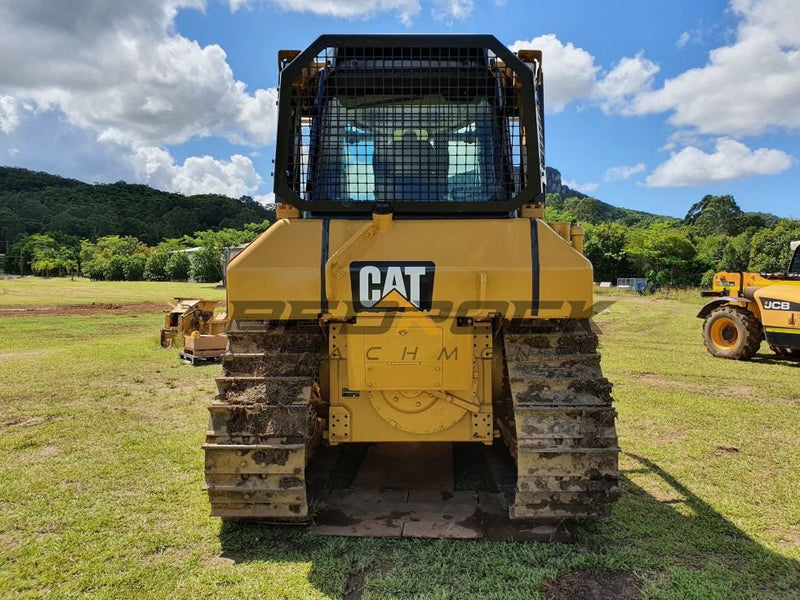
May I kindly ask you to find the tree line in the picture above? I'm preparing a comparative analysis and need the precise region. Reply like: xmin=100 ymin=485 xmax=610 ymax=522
xmin=557 ymin=194 xmax=800 ymax=286
xmin=3 ymin=166 xmax=799 ymax=287
xmin=6 ymin=220 xmax=270 ymax=282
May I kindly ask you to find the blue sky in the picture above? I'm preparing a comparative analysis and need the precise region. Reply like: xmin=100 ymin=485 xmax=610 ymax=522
xmin=1 ymin=0 xmax=798 ymax=219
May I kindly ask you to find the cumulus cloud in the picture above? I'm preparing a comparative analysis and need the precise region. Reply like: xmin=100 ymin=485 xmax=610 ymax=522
xmin=509 ymin=35 xmax=599 ymax=113
xmin=633 ymin=0 xmax=800 ymax=136
xmin=431 ymin=0 xmax=474 ymax=22
xmin=172 ymin=155 xmax=263 ymax=196
xmin=645 ymin=138 xmax=793 ymax=187
xmin=0 ymin=0 xmax=278 ymax=197
xmin=563 ymin=179 xmax=599 ymax=194
xmin=604 ymin=163 xmax=646 ymax=181
xmin=0 ymin=96 xmax=20 ymax=134
xmin=254 ymin=192 xmax=276 ymax=205
xmin=508 ymin=35 xmax=658 ymax=116
xmin=676 ymin=31 xmax=690 ymax=48
xmin=594 ymin=53 xmax=659 ymax=115
xmin=105 ymin=143 xmax=265 ymax=197
xmin=231 ymin=0 xmax=421 ymax=25
xmin=0 ymin=1 xmax=278 ymax=148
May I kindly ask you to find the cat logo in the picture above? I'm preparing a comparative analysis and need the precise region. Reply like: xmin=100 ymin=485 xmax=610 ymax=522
xmin=761 ymin=298 xmax=795 ymax=311
xmin=350 ymin=261 xmax=435 ymax=311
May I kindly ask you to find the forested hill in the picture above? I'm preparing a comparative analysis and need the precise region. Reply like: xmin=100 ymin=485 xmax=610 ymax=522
xmin=1 ymin=164 xmax=677 ymax=247
xmin=545 ymin=167 xmax=676 ymax=227
xmin=0 ymin=166 xmax=274 ymax=246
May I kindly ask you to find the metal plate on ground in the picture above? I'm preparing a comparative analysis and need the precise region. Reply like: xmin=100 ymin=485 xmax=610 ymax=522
xmin=310 ymin=489 xmax=490 ymax=538
xmin=308 ymin=442 xmax=573 ymax=541
xmin=352 ymin=442 xmax=454 ymax=491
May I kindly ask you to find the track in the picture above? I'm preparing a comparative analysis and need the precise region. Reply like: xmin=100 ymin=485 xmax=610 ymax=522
xmin=203 ymin=320 xmax=326 ymax=520
xmin=498 ymin=319 xmax=620 ymax=519
xmin=203 ymin=317 xmax=620 ymax=524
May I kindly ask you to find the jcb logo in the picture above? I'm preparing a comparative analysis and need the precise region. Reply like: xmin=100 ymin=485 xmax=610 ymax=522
xmin=761 ymin=298 xmax=796 ymax=311
xmin=350 ymin=261 xmax=435 ymax=311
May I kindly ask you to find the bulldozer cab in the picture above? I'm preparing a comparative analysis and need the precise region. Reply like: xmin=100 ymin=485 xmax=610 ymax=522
xmin=274 ymin=36 xmax=545 ymax=216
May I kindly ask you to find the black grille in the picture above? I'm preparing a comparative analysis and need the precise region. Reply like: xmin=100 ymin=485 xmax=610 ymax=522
xmin=274 ymin=35 xmax=544 ymax=214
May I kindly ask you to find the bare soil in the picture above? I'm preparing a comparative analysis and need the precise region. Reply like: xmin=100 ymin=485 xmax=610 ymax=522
xmin=541 ymin=569 xmax=642 ymax=600
xmin=0 ymin=301 xmax=170 ymax=318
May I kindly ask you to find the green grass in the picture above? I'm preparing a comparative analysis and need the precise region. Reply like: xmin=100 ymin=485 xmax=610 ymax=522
xmin=1 ymin=281 xmax=798 ymax=599
xmin=0 ymin=276 xmax=224 ymax=307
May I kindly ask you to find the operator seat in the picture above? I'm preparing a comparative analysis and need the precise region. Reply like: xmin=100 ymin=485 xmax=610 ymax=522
xmin=373 ymin=131 xmax=449 ymax=202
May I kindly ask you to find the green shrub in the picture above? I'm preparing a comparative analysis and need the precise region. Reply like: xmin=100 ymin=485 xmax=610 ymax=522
xmin=165 ymin=251 xmax=191 ymax=281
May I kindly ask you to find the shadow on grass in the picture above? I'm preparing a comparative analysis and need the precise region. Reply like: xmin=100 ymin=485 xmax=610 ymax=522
xmin=748 ymin=353 xmax=800 ymax=367
xmin=216 ymin=452 xmax=800 ymax=600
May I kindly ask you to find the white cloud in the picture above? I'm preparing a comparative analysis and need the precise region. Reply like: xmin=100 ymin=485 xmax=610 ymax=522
xmin=254 ymin=193 xmax=276 ymax=205
xmin=231 ymin=0 xmax=421 ymax=25
xmin=594 ymin=53 xmax=659 ymax=115
xmin=0 ymin=1 xmax=279 ymax=148
xmin=563 ymin=179 xmax=599 ymax=194
xmin=508 ymin=35 xmax=657 ymax=116
xmin=604 ymin=163 xmax=646 ymax=181
xmin=645 ymin=138 xmax=793 ymax=187
xmin=172 ymin=155 xmax=262 ymax=196
xmin=676 ymin=31 xmax=690 ymax=48
xmin=509 ymin=35 xmax=599 ymax=113
xmin=633 ymin=0 xmax=800 ymax=136
xmin=431 ymin=0 xmax=474 ymax=22
xmin=0 ymin=0 xmax=279 ymax=199
xmin=0 ymin=96 xmax=19 ymax=134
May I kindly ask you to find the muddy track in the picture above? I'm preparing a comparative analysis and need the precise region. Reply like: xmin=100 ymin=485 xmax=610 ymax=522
xmin=0 ymin=301 xmax=171 ymax=318
xmin=500 ymin=318 xmax=621 ymax=519
xmin=203 ymin=320 xmax=326 ymax=521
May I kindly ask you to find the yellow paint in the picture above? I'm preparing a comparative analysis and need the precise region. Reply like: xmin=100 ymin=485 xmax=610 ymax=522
xmin=764 ymin=327 xmax=800 ymax=335
xmin=226 ymin=214 xmax=595 ymax=442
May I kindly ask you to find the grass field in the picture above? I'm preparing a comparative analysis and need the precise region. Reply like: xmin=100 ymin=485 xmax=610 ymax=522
xmin=1 ymin=280 xmax=798 ymax=599
xmin=0 ymin=277 xmax=224 ymax=307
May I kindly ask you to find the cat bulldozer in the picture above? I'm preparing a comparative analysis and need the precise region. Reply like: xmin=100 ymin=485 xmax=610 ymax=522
xmin=699 ymin=241 xmax=800 ymax=360
xmin=203 ymin=35 xmax=619 ymax=532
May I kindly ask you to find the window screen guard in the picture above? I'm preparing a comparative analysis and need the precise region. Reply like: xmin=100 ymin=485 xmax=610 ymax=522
xmin=274 ymin=35 xmax=545 ymax=215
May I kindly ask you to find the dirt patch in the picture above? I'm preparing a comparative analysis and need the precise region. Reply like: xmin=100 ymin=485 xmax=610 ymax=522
xmin=0 ymin=301 xmax=170 ymax=318
xmin=631 ymin=373 xmax=704 ymax=394
xmin=1 ymin=415 xmax=51 ymax=429
xmin=31 ymin=445 xmax=61 ymax=460
xmin=713 ymin=444 xmax=740 ymax=456
xmin=541 ymin=569 xmax=641 ymax=600
xmin=768 ymin=528 xmax=800 ymax=549
xmin=0 ymin=350 xmax=55 ymax=363
xmin=343 ymin=568 xmax=366 ymax=600
xmin=205 ymin=555 xmax=236 ymax=567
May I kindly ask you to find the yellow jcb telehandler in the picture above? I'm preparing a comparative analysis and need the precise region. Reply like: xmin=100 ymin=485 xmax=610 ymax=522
xmin=202 ymin=35 xmax=619 ymax=537
xmin=699 ymin=241 xmax=800 ymax=359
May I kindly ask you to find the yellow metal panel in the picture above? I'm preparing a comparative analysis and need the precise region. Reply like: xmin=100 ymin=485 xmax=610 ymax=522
xmin=754 ymin=285 xmax=800 ymax=330
xmin=227 ymin=216 xmax=594 ymax=321
xmin=326 ymin=218 xmax=537 ymax=319
xmin=537 ymin=221 xmax=594 ymax=319
xmin=329 ymin=318 xmax=493 ymax=444
xmin=226 ymin=219 xmax=322 ymax=320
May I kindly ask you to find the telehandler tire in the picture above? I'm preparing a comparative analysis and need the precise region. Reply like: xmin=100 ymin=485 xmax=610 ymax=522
xmin=702 ymin=305 xmax=762 ymax=360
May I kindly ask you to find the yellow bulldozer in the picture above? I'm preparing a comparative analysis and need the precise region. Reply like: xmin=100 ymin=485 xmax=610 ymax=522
xmin=203 ymin=35 xmax=619 ymax=534
xmin=699 ymin=241 xmax=800 ymax=359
